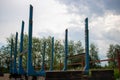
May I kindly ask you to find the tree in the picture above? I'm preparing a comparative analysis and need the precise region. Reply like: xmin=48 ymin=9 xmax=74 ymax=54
xmin=68 ymin=40 xmax=84 ymax=69
xmin=68 ymin=40 xmax=75 ymax=56
xmin=107 ymin=44 xmax=120 ymax=68
xmin=74 ymin=41 xmax=84 ymax=54
xmin=22 ymin=34 xmax=43 ymax=69
xmin=0 ymin=34 xmax=16 ymax=72
xmin=54 ymin=40 xmax=64 ymax=69
xmin=0 ymin=45 xmax=11 ymax=72
xmin=44 ymin=36 xmax=52 ymax=69
xmin=0 ymin=34 xmax=43 ymax=70
xmin=90 ymin=43 xmax=100 ymax=68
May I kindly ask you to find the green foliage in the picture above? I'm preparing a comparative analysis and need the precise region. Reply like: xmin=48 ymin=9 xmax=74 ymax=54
xmin=1 ymin=32 xmax=120 ymax=80
xmin=114 ymin=68 xmax=120 ymax=79
xmin=74 ymin=41 xmax=84 ymax=54
xmin=0 ymin=34 xmax=16 ymax=73
xmin=54 ymin=39 xmax=64 ymax=70
xmin=90 ymin=43 xmax=100 ymax=68
xmin=107 ymin=44 xmax=120 ymax=68
xmin=4 ymin=34 xmax=120 ymax=71
xmin=0 ymin=46 xmax=10 ymax=73
xmin=68 ymin=40 xmax=75 ymax=56
xmin=68 ymin=40 xmax=84 ymax=69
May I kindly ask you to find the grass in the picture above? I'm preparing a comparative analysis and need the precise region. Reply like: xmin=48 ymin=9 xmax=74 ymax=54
xmin=114 ymin=68 xmax=120 ymax=79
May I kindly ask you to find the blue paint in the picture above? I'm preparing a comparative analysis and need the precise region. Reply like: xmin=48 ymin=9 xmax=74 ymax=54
xmin=27 ymin=4 xmax=36 ymax=76
xmin=18 ymin=21 xmax=26 ymax=75
xmin=27 ymin=5 xmax=46 ymax=76
xmin=10 ymin=39 xmax=13 ymax=74
xmin=10 ymin=4 xmax=48 ymax=77
xmin=13 ymin=32 xmax=18 ymax=74
xmin=63 ymin=29 xmax=68 ymax=71
xmin=84 ymin=18 xmax=89 ymax=75
xmin=50 ymin=37 xmax=54 ymax=71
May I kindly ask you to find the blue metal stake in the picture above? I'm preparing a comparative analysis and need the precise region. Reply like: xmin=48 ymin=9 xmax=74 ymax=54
xmin=18 ymin=21 xmax=25 ymax=74
xmin=63 ymin=29 xmax=68 ymax=71
xmin=84 ymin=18 xmax=89 ymax=75
xmin=50 ymin=37 xmax=54 ymax=71
xmin=27 ymin=5 xmax=36 ymax=76
xmin=13 ymin=32 xmax=18 ymax=74
xmin=40 ymin=42 xmax=46 ymax=76
xmin=10 ymin=39 xmax=13 ymax=74
xmin=27 ymin=5 xmax=44 ymax=76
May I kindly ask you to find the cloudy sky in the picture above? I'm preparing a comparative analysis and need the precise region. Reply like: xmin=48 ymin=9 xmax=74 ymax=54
xmin=0 ymin=0 xmax=120 ymax=64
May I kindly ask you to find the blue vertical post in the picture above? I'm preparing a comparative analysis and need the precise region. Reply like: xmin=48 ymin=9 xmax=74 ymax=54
xmin=13 ymin=32 xmax=18 ymax=74
xmin=40 ymin=42 xmax=46 ymax=76
xmin=27 ymin=5 xmax=34 ymax=75
xmin=50 ymin=37 xmax=54 ymax=71
xmin=84 ymin=18 xmax=89 ymax=74
xmin=10 ymin=39 xmax=13 ymax=74
xmin=63 ymin=29 xmax=68 ymax=71
xmin=18 ymin=21 xmax=25 ymax=74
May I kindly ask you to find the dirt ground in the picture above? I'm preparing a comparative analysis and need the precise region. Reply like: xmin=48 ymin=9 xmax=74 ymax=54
xmin=0 ymin=73 xmax=10 ymax=80
xmin=0 ymin=73 xmax=45 ymax=80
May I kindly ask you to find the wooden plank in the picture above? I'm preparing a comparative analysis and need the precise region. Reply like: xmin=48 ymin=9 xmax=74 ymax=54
xmin=91 ymin=69 xmax=114 ymax=80
xmin=68 ymin=53 xmax=85 ymax=59
xmin=90 ymin=58 xmax=114 ymax=63
xmin=68 ymin=62 xmax=83 ymax=66
xmin=45 ymin=70 xmax=83 ymax=79
xmin=18 ymin=49 xmax=28 ymax=56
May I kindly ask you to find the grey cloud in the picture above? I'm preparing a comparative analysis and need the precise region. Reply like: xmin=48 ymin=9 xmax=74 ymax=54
xmin=37 ymin=27 xmax=85 ymax=42
xmin=37 ymin=30 xmax=63 ymax=39
xmin=0 ymin=0 xmax=28 ymax=23
xmin=64 ymin=27 xmax=85 ymax=47
xmin=103 ymin=0 xmax=120 ymax=15
xmin=56 ymin=0 xmax=120 ymax=16
xmin=90 ymin=32 xmax=103 ymax=41
xmin=38 ymin=31 xmax=53 ymax=38
xmin=0 ymin=42 xmax=5 ymax=48
xmin=103 ymin=28 xmax=120 ymax=43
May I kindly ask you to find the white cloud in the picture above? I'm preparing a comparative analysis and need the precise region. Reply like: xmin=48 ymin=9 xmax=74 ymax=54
xmin=89 ymin=13 xmax=120 ymax=60
xmin=32 ymin=0 xmax=70 ymax=36
xmin=0 ymin=0 xmax=71 ymax=43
